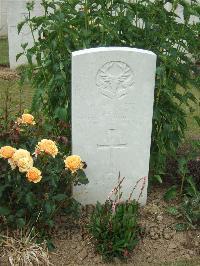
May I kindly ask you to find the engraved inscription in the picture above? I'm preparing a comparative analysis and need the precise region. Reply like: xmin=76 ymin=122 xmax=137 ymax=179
xmin=96 ymin=61 xmax=134 ymax=99
xmin=97 ymin=129 xmax=127 ymax=178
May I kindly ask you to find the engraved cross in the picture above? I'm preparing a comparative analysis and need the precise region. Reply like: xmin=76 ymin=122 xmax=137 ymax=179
xmin=97 ymin=129 xmax=127 ymax=178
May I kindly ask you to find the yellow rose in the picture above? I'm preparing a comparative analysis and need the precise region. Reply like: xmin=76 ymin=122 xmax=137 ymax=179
xmin=35 ymin=139 xmax=58 ymax=158
xmin=12 ymin=149 xmax=33 ymax=172
xmin=17 ymin=157 xmax=34 ymax=173
xmin=64 ymin=155 xmax=83 ymax=173
xmin=12 ymin=149 xmax=31 ymax=162
xmin=0 ymin=146 xmax=16 ymax=159
xmin=17 ymin=113 xmax=36 ymax=125
xmin=26 ymin=167 xmax=42 ymax=183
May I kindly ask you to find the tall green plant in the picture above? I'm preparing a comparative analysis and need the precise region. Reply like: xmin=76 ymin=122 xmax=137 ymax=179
xmin=18 ymin=0 xmax=200 ymax=179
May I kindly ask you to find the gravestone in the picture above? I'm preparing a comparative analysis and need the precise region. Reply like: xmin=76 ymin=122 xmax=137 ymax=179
xmin=7 ymin=0 xmax=43 ymax=68
xmin=72 ymin=47 xmax=156 ymax=205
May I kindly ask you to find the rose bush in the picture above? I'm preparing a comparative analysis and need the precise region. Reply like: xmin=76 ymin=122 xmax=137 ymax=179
xmin=0 ymin=112 xmax=88 ymax=244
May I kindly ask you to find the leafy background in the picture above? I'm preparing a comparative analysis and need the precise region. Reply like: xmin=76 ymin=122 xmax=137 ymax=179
xmin=18 ymin=0 xmax=200 ymax=181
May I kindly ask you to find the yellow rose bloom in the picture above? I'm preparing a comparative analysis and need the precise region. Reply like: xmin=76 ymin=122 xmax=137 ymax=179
xmin=0 ymin=146 xmax=16 ymax=159
xmin=26 ymin=167 xmax=42 ymax=183
xmin=35 ymin=139 xmax=58 ymax=158
xmin=17 ymin=113 xmax=36 ymax=125
xmin=12 ymin=149 xmax=33 ymax=172
xmin=17 ymin=157 xmax=34 ymax=173
xmin=12 ymin=149 xmax=32 ymax=162
xmin=64 ymin=155 xmax=83 ymax=173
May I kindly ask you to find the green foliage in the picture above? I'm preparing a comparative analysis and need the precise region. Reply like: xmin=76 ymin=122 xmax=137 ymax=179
xmin=165 ymin=141 xmax=200 ymax=229
xmin=164 ymin=185 xmax=177 ymax=201
xmin=180 ymin=194 xmax=200 ymax=228
xmin=88 ymin=174 xmax=140 ymax=261
xmin=18 ymin=0 xmax=200 ymax=178
xmin=181 ymin=175 xmax=200 ymax=227
xmin=88 ymin=200 xmax=139 ymax=261
xmin=164 ymin=140 xmax=199 ymax=198
xmin=178 ymin=140 xmax=200 ymax=194
xmin=0 ymin=114 xmax=88 ymax=240
xmin=167 ymin=176 xmax=200 ymax=229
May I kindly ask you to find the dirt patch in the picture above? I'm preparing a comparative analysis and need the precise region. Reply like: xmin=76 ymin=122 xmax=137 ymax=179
xmin=0 ymin=67 xmax=19 ymax=81
xmin=49 ymin=186 xmax=200 ymax=266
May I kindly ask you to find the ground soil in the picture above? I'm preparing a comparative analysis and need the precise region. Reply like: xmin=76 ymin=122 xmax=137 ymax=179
xmin=49 ymin=186 xmax=200 ymax=266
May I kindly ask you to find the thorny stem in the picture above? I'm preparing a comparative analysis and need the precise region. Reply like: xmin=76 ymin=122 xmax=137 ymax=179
xmin=137 ymin=176 xmax=147 ymax=202
xmin=28 ymin=10 xmax=47 ymax=84
xmin=128 ymin=176 xmax=147 ymax=202
xmin=107 ymin=172 xmax=125 ymax=201
xmin=108 ymin=174 xmax=146 ymax=204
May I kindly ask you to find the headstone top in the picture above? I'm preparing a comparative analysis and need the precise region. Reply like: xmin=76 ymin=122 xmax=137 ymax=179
xmin=72 ymin=46 xmax=156 ymax=57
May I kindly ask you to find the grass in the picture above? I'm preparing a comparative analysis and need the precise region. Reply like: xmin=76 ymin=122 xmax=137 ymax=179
xmin=0 ymin=38 xmax=9 ymax=66
xmin=178 ymin=85 xmax=200 ymax=141
xmin=0 ymin=79 xmax=34 ymax=116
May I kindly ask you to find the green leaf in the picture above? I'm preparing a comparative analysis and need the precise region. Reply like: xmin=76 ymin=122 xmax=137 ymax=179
xmin=194 ymin=116 xmax=200 ymax=127
xmin=153 ymin=175 xmax=163 ymax=184
xmin=46 ymin=239 xmax=56 ymax=251
xmin=53 ymin=194 xmax=67 ymax=201
xmin=45 ymin=201 xmax=52 ymax=215
xmin=16 ymin=218 xmax=26 ymax=228
xmin=17 ymin=21 xmax=26 ymax=34
xmin=43 ymin=122 xmax=54 ymax=132
xmin=156 ymin=66 xmax=165 ymax=76
xmin=0 ymin=207 xmax=10 ymax=216
xmin=21 ymin=42 xmax=28 ymax=50
xmin=76 ymin=170 xmax=89 ymax=185
xmin=45 ymin=219 xmax=54 ymax=228
xmin=164 ymin=186 xmax=177 ymax=201
xmin=0 ymin=185 xmax=8 ymax=198
xmin=175 ymin=223 xmax=187 ymax=231
xmin=54 ymin=107 xmax=68 ymax=121
xmin=25 ymin=192 xmax=35 ymax=209
xmin=16 ymin=52 xmax=24 ymax=62
xmin=167 ymin=206 xmax=179 ymax=216
xmin=186 ymin=176 xmax=198 ymax=196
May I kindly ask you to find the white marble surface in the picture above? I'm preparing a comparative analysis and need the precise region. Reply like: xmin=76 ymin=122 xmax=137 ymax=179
xmin=72 ymin=47 xmax=157 ymax=205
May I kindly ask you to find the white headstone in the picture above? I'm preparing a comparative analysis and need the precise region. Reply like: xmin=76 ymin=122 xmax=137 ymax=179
xmin=7 ymin=0 xmax=43 ymax=68
xmin=72 ymin=47 xmax=157 ymax=205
